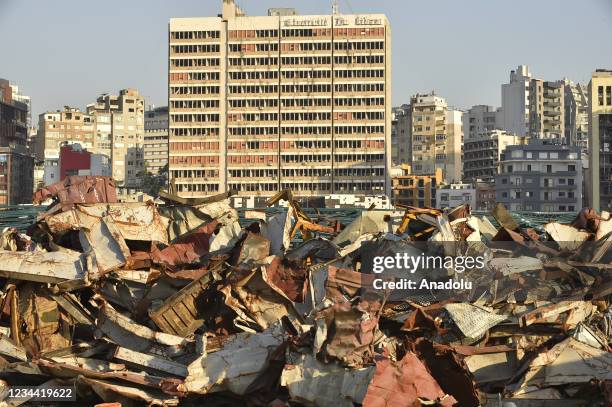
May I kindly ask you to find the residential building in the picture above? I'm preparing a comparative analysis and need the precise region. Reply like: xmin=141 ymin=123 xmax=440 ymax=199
xmin=87 ymin=89 xmax=145 ymax=188
xmin=168 ymin=0 xmax=391 ymax=198
xmin=0 ymin=79 xmax=33 ymax=204
xmin=58 ymin=143 xmax=111 ymax=180
xmin=501 ymin=65 xmax=568 ymax=142
xmin=409 ymin=93 xmax=462 ymax=183
xmin=475 ymin=180 xmax=496 ymax=211
xmin=528 ymin=79 xmax=565 ymax=142
xmin=463 ymin=105 xmax=501 ymax=140
xmin=391 ymin=105 xmax=411 ymax=165
xmin=501 ymin=65 xmax=532 ymax=137
xmin=36 ymin=107 xmax=96 ymax=161
xmin=496 ymin=141 xmax=582 ymax=212
xmin=144 ymin=106 xmax=169 ymax=175
xmin=563 ymin=79 xmax=589 ymax=152
xmin=390 ymin=165 xmax=441 ymax=208
xmin=436 ymin=183 xmax=476 ymax=209
xmin=463 ymin=130 xmax=528 ymax=183
xmin=587 ymin=69 xmax=612 ymax=211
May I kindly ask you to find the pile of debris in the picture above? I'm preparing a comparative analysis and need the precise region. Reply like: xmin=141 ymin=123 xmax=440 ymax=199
xmin=0 ymin=175 xmax=610 ymax=406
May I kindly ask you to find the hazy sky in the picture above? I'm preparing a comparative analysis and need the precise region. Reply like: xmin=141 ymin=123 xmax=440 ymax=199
xmin=1 ymin=0 xmax=611 ymax=119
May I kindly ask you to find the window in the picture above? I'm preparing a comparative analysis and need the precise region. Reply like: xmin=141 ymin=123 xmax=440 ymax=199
xmin=559 ymin=205 xmax=566 ymax=211
xmin=546 ymin=165 xmax=552 ymax=173
xmin=526 ymin=152 xmax=533 ymax=158
xmin=568 ymin=165 xmax=576 ymax=172
xmin=502 ymin=192 xmax=508 ymax=198
xmin=559 ymin=191 xmax=565 ymax=197
xmin=559 ymin=178 xmax=566 ymax=184
xmin=568 ymin=178 xmax=575 ymax=185
xmin=527 ymin=164 xmax=532 ymax=171
xmin=599 ymin=86 xmax=605 ymax=106
xmin=539 ymin=152 xmax=547 ymax=159
xmin=608 ymin=86 xmax=612 ymax=106
xmin=549 ymin=152 xmax=558 ymax=159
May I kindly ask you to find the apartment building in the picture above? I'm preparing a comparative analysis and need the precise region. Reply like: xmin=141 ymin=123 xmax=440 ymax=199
xmin=463 ymin=105 xmax=501 ymax=140
xmin=564 ymin=79 xmax=589 ymax=152
xmin=168 ymin=0 xmax=391 ymax=198
xmin=390 ymin=165 xmax=441 ymax=208
xmin=0 ymin=79 xmax=34 ymax=204
xmin=496 ymin=141 xmax=582 ymax=212
xmin=409 ymin=93 xmax=462 ymax=183
xmin=391 ymin=105 xmax=411 ymax=165
xmin=463 ymin=130 xmax=527 ymax=183
xmin=501 ymin=65 xmax=570 ymax=143
xmin=87 ymin=89 xmax=145 ymax=188
xmin=144 ymin=106 xmax=169 ymax=175
xmin=501 ymin=65 xmax=532 ymax=137
xmin=36 ymin=107 xmax=96 ymax=161
xmin=588 ymin=69 xmax=612 ymax=211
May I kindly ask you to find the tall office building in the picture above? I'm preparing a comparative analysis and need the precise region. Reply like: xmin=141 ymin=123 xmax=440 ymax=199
xmin=409 ymin=93 xmax=462 ymax=183
xmin=588 ymin=69 xmax=612 ymax=211
xmin=168 ymin=0 xmax=391 ymax=198
xmin=144 ymin=106 xmax=169 ymax=175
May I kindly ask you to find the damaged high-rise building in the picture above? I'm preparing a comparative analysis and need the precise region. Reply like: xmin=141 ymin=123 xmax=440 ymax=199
xmin=168 ymin=0 xmax=391 ymax=198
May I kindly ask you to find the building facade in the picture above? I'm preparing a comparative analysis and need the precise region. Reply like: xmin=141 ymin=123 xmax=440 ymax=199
xmin=144 ymin=106 xmax=169 ymax=175
xmin=36 ymin=107 xmax=96 ymax=161
xmin=463 ymin=105 xmax=500 ymax=140
xmin=168 ymin=0 xmax=391 ymax=198
xmin=391 ymin=165 xmax=441 ymax=208
xmin=588 ymin=69 xmax=612 ymax=211
xmin=391 ymin=105 xmax=411 ymax=165
xmin=564 ymin=79 xmax=589 ymax=152
xmin=501 ymin=65 xmax=573 ymax=143
xmin=87 ymin=89 xmax=145 ymax=188
xmin=436 ymin=183 xmax=476 ymax=210
xmin=496 ymin=141 xmax=582 ymax=212
xmin=463 ymin=130 xmax=527 ymax=183
xmin=0 ymin=79 xmax=33 ymax=204
xmin=409 ymin=93 xmax=462 ymax=184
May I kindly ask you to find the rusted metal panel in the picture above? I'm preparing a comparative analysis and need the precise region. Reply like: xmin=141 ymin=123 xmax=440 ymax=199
xmin=33 ymin=176 xmax=117 ymax=205
xmin=362 ymin=353 xmax=457 ymax=407
xmin=0 ymin=250 xmax=86 ymax=283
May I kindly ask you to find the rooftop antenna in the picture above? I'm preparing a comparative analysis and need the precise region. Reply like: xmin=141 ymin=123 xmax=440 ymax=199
xmin=332 ymin=0 xmax=339 ymax=15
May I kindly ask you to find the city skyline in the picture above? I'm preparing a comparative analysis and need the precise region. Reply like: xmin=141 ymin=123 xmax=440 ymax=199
xmin=2 ymin=0 xmax=611 ymax=118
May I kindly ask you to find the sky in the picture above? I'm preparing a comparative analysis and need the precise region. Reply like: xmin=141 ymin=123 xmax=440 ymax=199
xmin=1 ymin=0 xmax=611 ymax=119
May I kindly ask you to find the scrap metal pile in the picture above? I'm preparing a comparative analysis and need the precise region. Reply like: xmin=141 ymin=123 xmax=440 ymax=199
xmin=0 ymin=175 xmax=610 ymax=406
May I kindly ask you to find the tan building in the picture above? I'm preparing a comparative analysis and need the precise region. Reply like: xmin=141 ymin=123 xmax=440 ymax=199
xmin=529 ymin=79 xmax=565 ymax=141
xmin=87 ymin=89 xmax=145 ymax=188
xmin=588 ymin=69 xmax=612 ymax=211
xmin=409 ymin=93 xmax=462 ymax=184
xmin=168 ymin=0 xmax=391 ymax=198
xmin=36 ymin=107 xmax=96 ymax=161
xmin=391 ymin=165 xmax=442 ymax=208
xmin=144 ymin=106 xmax=169 ymax=175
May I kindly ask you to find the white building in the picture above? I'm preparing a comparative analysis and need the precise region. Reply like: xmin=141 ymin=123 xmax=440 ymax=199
xmin=436 ymin=183 xmax=476 ymax=209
